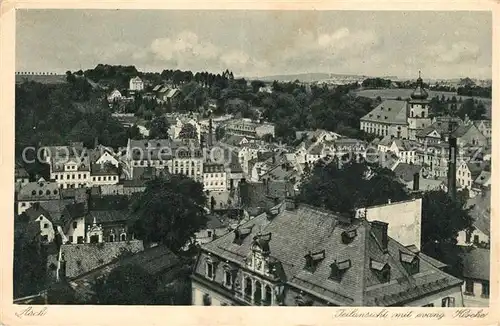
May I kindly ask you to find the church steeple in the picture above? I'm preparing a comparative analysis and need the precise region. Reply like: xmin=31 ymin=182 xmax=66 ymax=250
xmin=410 ymin=70 xmax=429 ymax=100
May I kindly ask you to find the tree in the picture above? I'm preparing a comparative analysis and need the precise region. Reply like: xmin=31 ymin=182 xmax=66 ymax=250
xmin=92 ymin=265 xmax=158 ymax=304
xmin=178 ymin=123 xmax=198 ymax=140
xmin=148 ymin=116 xmax=170 ymax=139
xmin=420 ymin=190 xmax=474 ymax=277
xmin=299 ymin=160 xmax=410 ymax=214
xmin=215 ymin=126 xmax=225 ymax=141
xmin=13 ymin=222 xmax=47 ymax=298
xmin=131 ymin=175 xmax=208 ymax=252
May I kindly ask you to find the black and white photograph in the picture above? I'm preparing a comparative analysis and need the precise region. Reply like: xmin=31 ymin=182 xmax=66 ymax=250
xmin=6 ymin=7 xmax=494 ymax=313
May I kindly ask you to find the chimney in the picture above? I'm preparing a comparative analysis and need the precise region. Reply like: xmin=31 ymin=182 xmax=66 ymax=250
xmin=371 ymin=221 xmax=388 ymax=251
xmin=447 ymin=122 xmax=457 ymax=200
xmin=285 ymin=198 xmax=296 ymax=211
xmin=413 ymin=172 xmax=420 ymax=191
xmin=208 ymin=118 xmax=213 ymax=148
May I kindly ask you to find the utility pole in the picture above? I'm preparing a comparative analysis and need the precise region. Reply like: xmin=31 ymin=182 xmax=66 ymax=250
xmin=447 ymin=117 xmax=458 ymax=201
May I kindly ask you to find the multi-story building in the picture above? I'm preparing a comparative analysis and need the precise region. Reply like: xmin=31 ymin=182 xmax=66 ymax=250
xmin=125 ymin=138 xmax=204 ymax=182
xmin=203 ymin=163 xmax=227 ymax=192
xmin=192 ymin=199 xmax=464 ymax=306
xmin=360 ymin=73 xmax=432 ymax=140
xmin=377 ymin=136 xmax=417 ymax=164
xmin=129 ymin=76 xmax=144 ymax=91
xmin=17 ymin=178 xmax=61 ymax=215
xmin=417 ymin=118 xmax=487 ymax=149
xmin=456 ymin=161 xmax=486 ymax=191
xmin=225 ymin=119 xmax=276 ymax=139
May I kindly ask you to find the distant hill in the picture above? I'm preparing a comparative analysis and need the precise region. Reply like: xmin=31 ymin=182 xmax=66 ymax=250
xmin=248 ymin=73 xmax=371 ymax=83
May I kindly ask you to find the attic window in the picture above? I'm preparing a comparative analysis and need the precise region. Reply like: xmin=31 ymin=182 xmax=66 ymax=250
xmin=370 ymin=259 xmax=391 ymax=283
xmin=329 ymin=259 xmax=351 ymax=282
xmin=369 ymin=114 xmax=373 ymax=117
xmin=304 ymin=250 xmax=326 ymax=272
xmin=341 ymin=229 xmax=357 ymax=244
xmin=38 ymin=190 xmax=43 ymax=196
xmin=380 ymin=107 xmax=384 ymax=110
xmin=388 ymin=108 xmax=391 ymax=111
xmin=400 ymin=251 xmax=419 ymax=275
xmin=384 ymin=116 xmax=388 ymax=120
xmin=377 ymin=115 xmax=381 ymax=119
xmin=233 ymin=226 xmax=253 ymax=245
xmin=32 ymin=190 xmax=36 ymax=195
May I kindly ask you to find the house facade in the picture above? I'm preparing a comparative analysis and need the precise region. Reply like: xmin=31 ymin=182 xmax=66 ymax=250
xmin=203 ymin=163 xmax=227 ymax=192
xmin=129 ymin=76 xmax=144 ymax=91
xmin=192 ymin=200 xmax=464 ymax=307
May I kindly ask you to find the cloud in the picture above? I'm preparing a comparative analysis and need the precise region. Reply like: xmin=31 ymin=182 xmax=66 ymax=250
xmin=150 ymin=31 xmax=220 ymax=63
xmin=427 ymin=41 xmax=481 ymax=64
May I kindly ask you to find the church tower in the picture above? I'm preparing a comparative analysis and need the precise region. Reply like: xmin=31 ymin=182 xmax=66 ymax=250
xmin=407 ymin=71 xmax=432 ymax=140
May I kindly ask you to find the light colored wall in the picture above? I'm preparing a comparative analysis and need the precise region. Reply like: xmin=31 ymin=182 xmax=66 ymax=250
xmin=37 ymin=215 xmax=56 ymax=242
xmin=65 ymin=216 xmax=86 ymax=244
xmin=363 ymin=198 xmax=422 ymax=249
xmin=404 ymin=285 xmax=463 ymax=307
xmin=203 ymin=172 xmax=227 ymax=191
xmin=457 ymin=228 xmax=489 ymax=246
xmin=52 ymin=171 xmax=91 ymax=189
xmin=90 ymin=174 xmax=119 ymax=187
xmin=192 ymin=281 xmax=234 ymax=306
xmin=462 ymin=280 xmax=489 ymax=307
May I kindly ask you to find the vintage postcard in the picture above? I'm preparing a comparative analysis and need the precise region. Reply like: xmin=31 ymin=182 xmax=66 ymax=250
xmin=0 ymin=1 xmax=498 ymax=326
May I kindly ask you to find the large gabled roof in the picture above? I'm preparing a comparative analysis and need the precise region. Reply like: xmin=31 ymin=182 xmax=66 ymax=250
xmin=198 ymin=201 xmax=462 ymax=306
xmin=361 ymin=100 xmax=408 ymax=125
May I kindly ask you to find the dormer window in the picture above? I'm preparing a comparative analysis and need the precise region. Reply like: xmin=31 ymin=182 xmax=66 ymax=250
xmin=304 ymin=250 xmax=325 ymax=273
xmin=380 ymin=107 xmax=384 ymax=110
xmin=370 ymin=259 xmax=391 ymax=283
xmin=329 ymin=259 xmax=351 ymax=282
xmin=400 ymin=251 xmax=419 ymax=275
xmin=205 ymin=259 xmax=216 ymax=280
xmin=341 ymin=229 xmax=357 ymax=244
xmin=388 ymin=108 xmax=391 ymax=111
xmin=233 ymin=226 xmax=253 ymax=245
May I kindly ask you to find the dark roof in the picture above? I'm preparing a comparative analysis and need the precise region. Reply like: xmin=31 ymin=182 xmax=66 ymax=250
xmin=68 ymin=245 xmax=182 ymax=299
xmin=360 ymin=100 xmax=408 ymax=124
xmin=199 ymin=202 xmax=463 ymax=306
xmin=240 ymin=181 xmax=295 ymax=216
xmin=38 ymin=199 xmax=75 ymax=222
xmin=460 ymin=247 xmax=490 ymax=281
xmin=122 ymin=179 xmax=147 ymax=188
xmin=91 ymin=163 xmax=119 ymax=176
xmin=86 ymin=210 xmax=137 ymax=225
xmin=20 ymin=205 xmax=52 ymax=223
xmin=15 ymin=167 xmax=29 ymax=179
xmin=206 ymin=214 xmax=230 ymax=229
xmin=61 ymin=240 xmax=145 ymax=279
xmin=393 ymin=163 xmax=422 ymax=183
xmin=410 ymin=78 xmax=429 ymax=100
xmin=467 ymin=190 xmax=490 ymax=236
xmin=17 ymin=180 xmax=61 ymax=201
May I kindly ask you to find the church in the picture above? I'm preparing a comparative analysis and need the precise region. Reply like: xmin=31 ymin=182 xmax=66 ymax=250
xmin=360 ymin=73 xmax=432 ymax=140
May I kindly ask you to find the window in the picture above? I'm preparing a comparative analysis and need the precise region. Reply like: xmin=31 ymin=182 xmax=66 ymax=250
xmin=66 ymin=175 xmax=70 ymax=180
xmin=43 ymin=223 xmax=49 ymax=229
xmin=224 ymin=270 xmax=233 ymax=287
xmin=121 ymin=233 xmax=126 ymax=241
xmin=109 ymin=234 xmax=115 ymax=242
xmin=207 ymin=230 xmax=213 ymax=238
xmin=206 ymin=262 xmax=215 ymax=279
xmin=441 ymin=297 xmax=455 ymax=307
xmin=21 ymin=202 xmax=26 ymax=207
xmin=73 ymin=221 xmax=77 ymax=229
xmin=69 ymin=236 xmax=73 ymax=243
xmin=72 ymin=174 xmax=75 ymax=179
xmin=481 ymin=281 xmax=489 ymax=297
xmin=202 ymin=293 xmax=212 ymax=306
xmin=473 ymin=235 xmax=480 ymax=244
xmin=78 ymin=174 xmax=81 ymax=179
xmin=465 ymin=230 xmax=472 ymax=243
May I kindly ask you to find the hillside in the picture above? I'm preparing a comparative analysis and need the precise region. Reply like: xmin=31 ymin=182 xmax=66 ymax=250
xmin=15 ymin=74 xmax=67 ymax=85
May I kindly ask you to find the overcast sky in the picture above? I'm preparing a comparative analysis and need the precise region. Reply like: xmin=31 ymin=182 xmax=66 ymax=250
xmin=16 ymin=10 xmax=492 ymax=79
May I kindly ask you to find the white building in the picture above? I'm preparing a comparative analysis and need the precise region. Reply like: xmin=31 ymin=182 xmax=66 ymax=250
xmin=203 ymin=163 xmax=227 ymax=192
xmin=129 ymin=76 xmax=144 ymax=91
xmin=107 ymin=89 xmax=123 ymax=102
